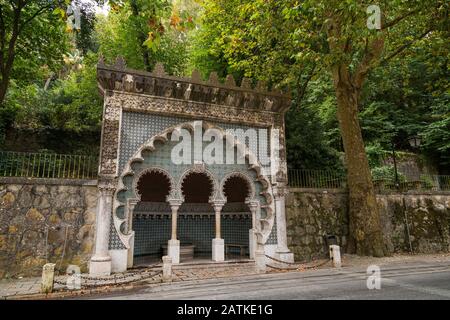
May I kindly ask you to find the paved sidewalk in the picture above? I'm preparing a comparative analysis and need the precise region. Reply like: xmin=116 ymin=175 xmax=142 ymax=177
xmin=0 ymin=277 xmax=43 ymax=298
xmin=0 ymin=262 xmax=259 ymax=299
xmin=3 ymin=254 xmax=448 ymax=299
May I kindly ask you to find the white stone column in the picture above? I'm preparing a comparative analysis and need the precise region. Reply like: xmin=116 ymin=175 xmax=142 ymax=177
xmin=246 ymin=200 xmax=259 ymax=259
xmin=167 ymin=199 xmax=183 ymax=264
xmin=89 ymin=181 xmax=115 ymax=276
xmin=126 ymin=199 xmax=138 ymax=269
xmin=211 ymin=200 xmax=226 ymax=262
xmin=274 ymin=185 xmax=294 ymax=263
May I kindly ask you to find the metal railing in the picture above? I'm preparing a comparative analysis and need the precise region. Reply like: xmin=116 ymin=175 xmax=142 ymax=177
xmin=372 ymin=174 xmax=450 ymax=192
xmin=288 ymin=169 xmax=450 ymax=191
xmin=0 ymin=151 xmax=98 ymax=180
xmin=288 ymin=169 xmax=346 ymax=189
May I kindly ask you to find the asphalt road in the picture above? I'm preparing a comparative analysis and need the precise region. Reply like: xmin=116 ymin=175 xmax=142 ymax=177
xmin=83 ymin=261 xmax=450 ymax=300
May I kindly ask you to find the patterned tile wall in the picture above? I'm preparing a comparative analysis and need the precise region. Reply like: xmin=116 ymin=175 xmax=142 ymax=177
xmin=132 ymin=214 xmax=250 ymax=257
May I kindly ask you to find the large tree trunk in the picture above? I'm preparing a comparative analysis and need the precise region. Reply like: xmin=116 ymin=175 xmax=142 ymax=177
xmin=332 ymin=67 xmax=388 ymax=257
xmin=0 ymin=79 xmax=8 ymax=106
xmin=0 ymin=53 xmax=15 ymax=106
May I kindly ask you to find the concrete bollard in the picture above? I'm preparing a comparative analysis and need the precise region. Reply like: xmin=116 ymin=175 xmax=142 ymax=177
xmin=41 ymin=263 xmax=56 ymax=294
xmin=255 ymin=249 xmax=266 ymax=273
xmin=162 ymin=255 xmax=172 ymax=282
xmin=329 ymin=245 xmax=342 ymax=268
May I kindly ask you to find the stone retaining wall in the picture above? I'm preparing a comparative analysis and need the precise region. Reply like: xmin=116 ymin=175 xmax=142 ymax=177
xmin=0 ymin=178 xmax=98 ymax=279
xmin=286 ymin=188 xmax=450 ymax=261
xmin=2 ymin=178 xmax=449 ymax=278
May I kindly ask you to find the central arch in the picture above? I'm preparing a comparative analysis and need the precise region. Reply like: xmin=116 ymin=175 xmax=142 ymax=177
xmin=181 ymin=171 xmax=215 ymax=203
xmin=176 ymin=170 xmax=216 ymax=259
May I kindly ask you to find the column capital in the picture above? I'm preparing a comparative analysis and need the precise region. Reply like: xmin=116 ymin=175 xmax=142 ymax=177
xmin=245 ymin=199 xmax=259 ymax=211
xmin=127 ymin=198 xmax=139 ymax=207
xmin=167 ymin=198 xmax=183 ymax=209
xmin=273 ymin=185 xmax=289 ymax=199
xmin=210 ymin=199 xmax=226 ymax=211
xmin=98 ymin=177 xmax=116 ymax=196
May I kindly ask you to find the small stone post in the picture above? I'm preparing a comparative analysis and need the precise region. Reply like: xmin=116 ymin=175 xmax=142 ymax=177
xmin=41 ymin=263 xmax=56 ymax=294
xmin=255 ymin=234 xmax=266 ymax=273
xmin=329 ymin=245 xmax=342 ymax=268
xmin=255 ymin=249 xmax=266 ymax=273
xmin=162 ymin=256 xmax=172 ymax=282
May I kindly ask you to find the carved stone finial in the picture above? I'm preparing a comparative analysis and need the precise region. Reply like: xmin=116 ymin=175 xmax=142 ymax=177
xmin=256 ymin=80 xmax=267 ymax=92
xmin=184 ymin=84 xmax=192 ymax=100
xmin=114 ymin=56 xmax=126 ymax=69
xmin=98 ymin=53 xmax=105 ymax=66
xmin=240 ymin=78 xmax=252 ymax=89
xmin=208 ymin=72 xmax=219 ymax=85
xmin=225 ymin=74 xmax=236 ymax=87
xmin=191 ymin=69 xmax=202 ymax=83
xmin=153 ymin=62 xmax=166 ymax=77
xmin=263 ymin=97 xmax=274 ymax=110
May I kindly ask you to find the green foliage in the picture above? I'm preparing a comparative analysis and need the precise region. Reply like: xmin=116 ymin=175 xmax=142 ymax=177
xmin=0 ymin=0 xmax=448 ymax=176
xmin=365 ymin=143 xmax=390 ymax=168
xmin=73 ymin=0 xmax=99 ymax=54
xmin=0 ymin=0 xmax=71 ymax=88
xmin=42 ymin=52 xmax=103 ymax=131
xmin=192 ymin=0 xmax=448 ymax=168
xmin=285 ymin=103 xmax=343 ymax=171
xmin=419 ymin=175 xmax=435 ymax=189
xmin=5 ymin=52 xmax=102 ymax=132
xmin=94 ymin=2 xmax=189 ymax=74
xmin=371 ymin=165 xmax=406 ymax=182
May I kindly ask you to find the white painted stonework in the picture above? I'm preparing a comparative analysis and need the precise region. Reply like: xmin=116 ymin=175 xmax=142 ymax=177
xmin=89 ymin=258 xmax=112 ymax=276
xmin=273 ymin=186 xmax=295 ymax=263
xmin=212 ymin=238 xmax=225 ymax=262
xmin=110 ymin=249 xmax=128 ymax=273
xmin=329 ymin=245 xmax=341 ymax=268
xmin=168 ymin=239 xmax=180 ymax=264
xmin=249 ymin=229 xmax=257 ymax=259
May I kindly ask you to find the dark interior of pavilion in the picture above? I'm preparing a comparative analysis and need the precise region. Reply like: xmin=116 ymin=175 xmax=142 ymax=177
xmin=132 ymin=171 xmax=252 ymax=266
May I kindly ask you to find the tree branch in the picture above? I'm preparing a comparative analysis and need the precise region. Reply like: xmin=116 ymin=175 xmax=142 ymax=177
xmin=0 ymin=5 xmax=5 ymax=72
xmin=352 ymin=37 xmax=385 ymax=89
xmin=381 ymin=8 xmax=421 ymax=30
xmin=381 ymin=28 xmax=433 ymax=63
xmin=4 ymin=3 xmax=21 ymax=76
xmin=18 ymin=2 xmax=56 ymax=34
xmin=294 ymin=64 xmax=318 ymax=109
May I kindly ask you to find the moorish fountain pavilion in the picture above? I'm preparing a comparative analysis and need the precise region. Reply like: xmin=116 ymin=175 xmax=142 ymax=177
xmin=89 ymin=57 xmax=294 ymax=275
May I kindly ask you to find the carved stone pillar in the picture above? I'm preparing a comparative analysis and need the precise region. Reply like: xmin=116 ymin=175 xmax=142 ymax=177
xmin=90 ymin=179 xmax=116 ymax=276
xmin=273 ymin=184 xmax=294 ymax=263
xmin=246 ymin=200 xmax=259 ymax=259
xmin=167 ymin=199 xmax=183 ymax=264
xmin=126 ymin=198 xmax=139 ymax=268
xmin=211 ymin=200 xmax=226 ymax=262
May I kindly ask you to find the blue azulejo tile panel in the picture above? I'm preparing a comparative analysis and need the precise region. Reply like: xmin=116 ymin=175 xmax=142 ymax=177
xmin=132 ymin=212 xmax=252 ymax=257
xmin=119 ymin=112 xmax=271 ymax=174
xmin=133 ymin=215 xmax=171 ymax=256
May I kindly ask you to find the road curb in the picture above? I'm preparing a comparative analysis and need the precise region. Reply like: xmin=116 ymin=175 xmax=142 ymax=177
xmin=1 ymin=280 xmax=155 ymax=300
